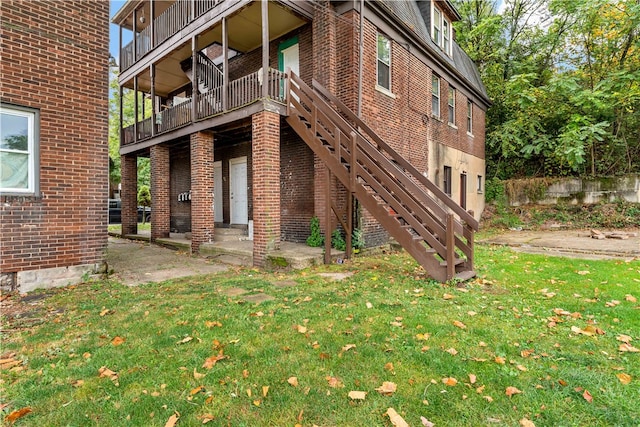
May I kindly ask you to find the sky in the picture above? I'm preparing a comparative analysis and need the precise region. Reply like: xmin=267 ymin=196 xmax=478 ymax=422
xmin=109 ymin=1 xmax=126 ymax=62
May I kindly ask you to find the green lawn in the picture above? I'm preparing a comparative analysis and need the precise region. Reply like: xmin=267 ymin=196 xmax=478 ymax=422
xmin=1 ymin=246 xmax=638 ymax=426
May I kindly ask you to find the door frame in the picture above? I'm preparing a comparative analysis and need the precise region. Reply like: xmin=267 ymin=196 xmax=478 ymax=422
xmin=229 ymin=156 xmax=248 ymax=225
xmin=213 ymin=161 xmax=223 ymax=223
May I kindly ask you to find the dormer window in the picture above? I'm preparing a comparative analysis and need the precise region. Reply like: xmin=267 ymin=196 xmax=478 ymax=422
xmin=432 ymin=4 xmax=452 ymax=56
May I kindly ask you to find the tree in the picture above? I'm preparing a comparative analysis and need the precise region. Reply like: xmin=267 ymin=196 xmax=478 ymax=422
xmin=137 ymin=185 xmax=151 ymax=224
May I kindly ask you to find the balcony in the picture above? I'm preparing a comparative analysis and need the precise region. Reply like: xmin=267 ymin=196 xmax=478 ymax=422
xmin=121 ymin=68 xmax=286 ymax=145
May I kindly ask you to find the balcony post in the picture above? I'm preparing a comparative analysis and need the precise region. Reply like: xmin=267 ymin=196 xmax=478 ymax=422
xmin=150 ymin=0 xmax=155 ymax=48
xmin=119 ymin=85 xmax=123 ymax=145
xmin=132 ymin=8 xmax=137 ymax=61
xmin=222 ymin=16 xmax=228 ymax=111
xmin=118 ymin=24 xmax=123 ymax=72
xmin=191 ymin=35 xmax=197 ymax=123
xmin=191 ymin=0 xmax=195 ymax=21
xmin=261 ymin=0 xmax=269 ymax=99
xmin=150 ymin=63 xmax=156 ymax=136
xmin=133 ymin=75 xmax=138 ymax=143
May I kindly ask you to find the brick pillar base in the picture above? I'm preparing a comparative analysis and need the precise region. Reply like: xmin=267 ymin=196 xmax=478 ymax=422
xmin=252 ymin=110 xmax=281 ymax=267
xmin=121 ymin=154 xmax=138 ymax=236
xmin=150 ymin=144 xmax=170 ymax=241
xmin=190 ymin=131 xmax=215 ymax=253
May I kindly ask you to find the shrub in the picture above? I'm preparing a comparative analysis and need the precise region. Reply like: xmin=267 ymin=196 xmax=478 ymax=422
xmin=331 ymin=229 xmax=346 ymax=251
xmin=306 ymin=217 xmax=324 ymax=247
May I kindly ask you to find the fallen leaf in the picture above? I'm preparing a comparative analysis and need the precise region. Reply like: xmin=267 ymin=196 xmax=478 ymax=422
xmin=72 ymin=379 xmax=84 ymax=387
xmin=165 ymin=411 xmax=179 ymax=427
xmin=483 ymin=395 xmax=493 ymax=402
xmin=288 ymin=376 xmax=299 ymax=387
xmin=516 ymin=364 xmax=527 ymax=372
xmin=253 ymin=399 xmax=261 ymax=406
xmin=571 ymin=325 xmax=605 ymax=336
xmin=199 ymin=414 xmax=215 ymax=424
xmin=544 ymin=292 xmax=556 ymax=298
xmin=111 ymin=336 xmax=125 ymax=346
xmin=605 ymin=300 xmax=620 ymax=307
xmin=421 ymin=416 xmax=435 ymax=427
xmin=494 ymin=356 xmax=506 ymax=364
xmin=190 ymin=385 xmax=204 ymax=395
xmin=83 ymin=352 xmax=91 ymax=359
xmin=520 ymin=349 xmax=534 ymax=358
xmin=366 ymin=302 xmax=373 ymax=309
xmin=583 ymin=389 xmax=593 ymax=403
xmin=262 ymin=385 xmax=269 ymax=397
xmin=204 ymin=320 xmax=222 ymax=328
xmin=616 ymin=373 xmax=631 ymax=385
xmin=625 ymin=294 xmax=637 ymax=303
xmin=519 ymin=418 xmax=536 ymax=427
xmin=326 ymin=376 xmax=343 ymax=388
xmin=376 ymin=381 xmax=397 ymax=395
xmin=99 ymin=308 xmax=111 ymax=316
xmin=193 ymin=368 xmax=206 ymax=380
xmin=453 ymin=320 xmax=467 ymax=329
xmin=476 ymin=385 xmax=485 ymax=394
xmin=617 ymin=334 xmax=632 ymax=344
xmin=469 ymin=374 xmax=477 ymax=384
xmin=415 ymin=333 xmax=430 ymax=341
xmin=446 ymin=347 xmax=458 ymax=356
xmin=98 ymin=366 xmax=119 ymax=385
xmin=246 ymin=388 xmax=252 ymax=397
xmin=348 ymin=390 xmax=367 ymax=400
xmin=505 ymin=386 xmax=522 ymax=397
xmin=202 ymin=351 xmax=227 ymax=369
xmin=342 ymin=344 xmax=356 ymax=352
xmin=577 ymin=270 xmax=590 ymax=275
xmin=619 ymin=343 xmax=640 ymax=352
xmin=386 ymin=408 xmax=409 ymax=427
xmin=442 ymin=377 xmax=458 ymax=386
xmin=177 ymin=336 xmax=193 ymax=344
xmin=384 ymin=362 xmax=395 ymax=372
xmin=243 ymin=369 xmax=249 ymax=378
xmin=390 ymin=321 xmax=403 ymax=327
xmin=4 ymin=407 xmax=32 ymax=423
xmin=296 ymin=325 xmax=307 ymax=334
xmin=443 ymin=293 xmax=454 ymax=300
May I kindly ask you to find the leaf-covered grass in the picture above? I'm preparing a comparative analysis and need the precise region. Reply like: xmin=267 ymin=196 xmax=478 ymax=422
xmin=1 ymin=247 xmax=638 ymax=426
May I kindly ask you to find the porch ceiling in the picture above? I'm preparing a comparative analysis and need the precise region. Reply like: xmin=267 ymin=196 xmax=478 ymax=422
xmin=122 ymin=1 xmax=307 ymax=97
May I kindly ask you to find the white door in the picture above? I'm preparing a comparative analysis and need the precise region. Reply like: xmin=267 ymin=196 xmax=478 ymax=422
xmin=282 ymin=43 xmax=299 ymax=77
xmin=229 ymin=157 xmax=248 ymax=225
xmin=214 ymin=161 xmax=223 ymax=223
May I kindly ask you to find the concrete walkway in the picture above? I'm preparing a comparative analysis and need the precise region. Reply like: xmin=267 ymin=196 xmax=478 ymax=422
xmin=478 ymin=229 xmax=640 ymax=260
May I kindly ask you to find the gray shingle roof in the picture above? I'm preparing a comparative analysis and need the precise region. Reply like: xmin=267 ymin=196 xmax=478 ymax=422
xmin=378 ymin=0 xmax=488 ymax=100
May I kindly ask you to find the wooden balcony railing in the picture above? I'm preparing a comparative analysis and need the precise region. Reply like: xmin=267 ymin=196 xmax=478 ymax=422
xmin=122 ymin=69 xmax=286 ymax=146
xmin=121 ymin=1 xmax=228 ymax=70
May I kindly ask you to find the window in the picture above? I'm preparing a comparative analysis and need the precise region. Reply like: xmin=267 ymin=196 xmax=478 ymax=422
xmin=0 ymin=104 xmax=39 ymax=194
xmin=477 ymin=175 xmax=483 ymax=193
xmin=448 ymin=87 xmax=456 ymax=125
xmin=443 ymin=166 xmax=452 ymax=196
xmin=377 ymin=33 xmax=391 ymax=91
xmin=460 ymin=173 xmax=467 ymax=209
xmin=467 ymin=100 xmax=473 ymax=134
xmin=432 ymin=4 xmax=452 ymax=56
xmin=432 ymin=75 xmax=440 ymax=118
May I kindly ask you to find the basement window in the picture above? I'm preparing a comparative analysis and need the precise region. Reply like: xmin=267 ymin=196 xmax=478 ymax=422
xmin=0 ymin=103 xmax=39 ymax=195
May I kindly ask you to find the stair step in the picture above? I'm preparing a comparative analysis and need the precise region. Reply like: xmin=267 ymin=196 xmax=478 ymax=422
xmin=455 ymin=270 xmax=476 ymax=281
xmin=440 ymin=257 xmax=465 ymax=267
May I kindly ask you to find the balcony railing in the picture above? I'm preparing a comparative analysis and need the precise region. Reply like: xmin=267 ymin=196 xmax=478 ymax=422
xmin=121 ymin=0 xmax=226 ymax=70
xmin=122 ymin=69 xmax=287 ymax=146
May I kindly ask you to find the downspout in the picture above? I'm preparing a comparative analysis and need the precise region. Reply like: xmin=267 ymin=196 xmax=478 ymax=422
xmin=357 ymin=0 xmax=364 ymax=118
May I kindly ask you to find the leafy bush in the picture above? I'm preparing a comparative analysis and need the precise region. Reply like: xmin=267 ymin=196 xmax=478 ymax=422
xmin=331 ymin=229 xmax=346 ymax=251
xmin=306 ymin=217 xmax=324 ymax=247
xmin=351 ymin=228 xmax=365 ymax=250
xmin=485 ymin=178 xmax=505 ymax=204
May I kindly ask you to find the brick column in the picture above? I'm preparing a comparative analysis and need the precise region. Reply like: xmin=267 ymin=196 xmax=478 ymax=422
xmin=150 ymin=144 xmax=170 ymax=241
xmin=190 ymin=131 xmax=215 ymax=253
xmin=120 ymin=154 xmax=138 ymax=236
xmin=313 ymin=0 xmax=337 ymax=93
xmin=252 ymin=110 xmax=280 ymax=267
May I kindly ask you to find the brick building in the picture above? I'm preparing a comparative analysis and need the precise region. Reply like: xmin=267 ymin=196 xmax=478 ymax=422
xmin=112 ymin=0 xmax=490 ymax=281
xmin=0 ymin=1 xmax=110 ymax=291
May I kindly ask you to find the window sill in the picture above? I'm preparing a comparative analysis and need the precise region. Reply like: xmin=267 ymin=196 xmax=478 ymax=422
xmin=448 ymin=123 xmax=457 ymax=129
xmin=467 ymin=132 xmax=474 ymax=137
xmin=431 ymin=114 xmax=443 ymax=122
xmin=375 ymin=85 xmax=396 ymax=99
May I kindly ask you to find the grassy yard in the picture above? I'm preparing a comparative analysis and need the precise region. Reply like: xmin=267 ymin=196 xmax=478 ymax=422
xmin=1 ymin=247 xmax=638 ymax=426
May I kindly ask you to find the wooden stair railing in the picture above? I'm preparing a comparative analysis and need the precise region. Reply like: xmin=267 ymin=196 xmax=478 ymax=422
xmin=285 ymin=71 xmax=478 ymax=282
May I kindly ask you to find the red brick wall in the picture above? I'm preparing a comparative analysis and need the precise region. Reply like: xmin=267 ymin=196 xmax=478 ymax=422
xmin=0 ymin=1 xmax=109 ymax=273
xmin=121 ymin=154 xmax=138 ymax=235
xmin=252 ymin=111 xmax=280 ymax=267
xmin=150 ymin=144 xmax=170 ymax=240
xmin=190 ymin=132 xmax=215 ymax=252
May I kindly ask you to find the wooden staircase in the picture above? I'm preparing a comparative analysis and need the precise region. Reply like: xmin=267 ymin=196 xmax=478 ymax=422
xmin=284 ymin=71 xmax=479 ymax=282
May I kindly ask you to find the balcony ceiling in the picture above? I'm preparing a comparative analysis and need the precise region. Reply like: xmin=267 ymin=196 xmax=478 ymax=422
xmin=123 ymin=1 xmax=307 ymax=97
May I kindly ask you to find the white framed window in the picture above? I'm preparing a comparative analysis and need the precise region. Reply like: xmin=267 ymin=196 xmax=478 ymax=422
xmin=432 ymin=75 xmax=440 ymax=118
xmin=467 ymin=100 xmax=473 ymax=135
xmin=1 ymin=104 xmax=39 ymax=194
xmin=448 ymin=87 xmax=456 ymax=125
xmin=377 ymin=33 xmax=391 ymax=92
xmin=432 ymin=4 xmax=452 ymax=56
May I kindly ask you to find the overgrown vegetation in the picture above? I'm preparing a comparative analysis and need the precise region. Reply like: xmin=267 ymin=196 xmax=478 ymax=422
xmin=331 ymin=229 xmax=346 ymax=251
xmin=453 ymin=0 xmax=640 ymax=178
xmin=1 ymin=249 xmax=637 ymax=426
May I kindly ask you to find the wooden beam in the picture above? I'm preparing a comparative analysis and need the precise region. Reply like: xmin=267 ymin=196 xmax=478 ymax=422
xmin=261 ymin=0 xmax=269 ymax=99
xmin=191 ymin=35 xmax=197 ymax=124
xmin=150 ymin=63 xmax=156 ymax=136
xmin=133 ymin=75 xmax=138 ymax=144
xmin=324 ymin=168 xmax=332 ymax=265
xmin=222 ymin=17 xmax=228 ymax=111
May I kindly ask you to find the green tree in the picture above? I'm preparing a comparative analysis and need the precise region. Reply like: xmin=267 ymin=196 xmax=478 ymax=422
xmin=137 ymin=185 xmax=151 ymax=224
